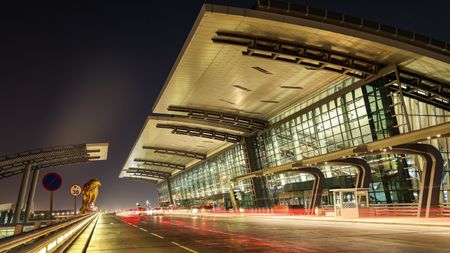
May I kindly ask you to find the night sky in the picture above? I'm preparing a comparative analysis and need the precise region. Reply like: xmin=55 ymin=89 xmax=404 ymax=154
xmin=0 ymin=0 xmax=449 ymax=211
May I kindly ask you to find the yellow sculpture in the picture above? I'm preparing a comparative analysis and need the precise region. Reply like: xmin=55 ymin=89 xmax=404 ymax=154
xmin=80 ymin=179 xmax=101 ymax=213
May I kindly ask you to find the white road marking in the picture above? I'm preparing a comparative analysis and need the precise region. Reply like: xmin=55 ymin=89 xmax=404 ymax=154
xmin=150 ymin=232 xmax=165 ymax=239
xmin=131 ymin=224 xmax=137 ymax=228
xmin=171 ymin=241 xmax=200 ymax=253
xmin=139 ymin=228 xmax=148 ymax=232
xmin=184 ymin=225 xmax=200 ymax=230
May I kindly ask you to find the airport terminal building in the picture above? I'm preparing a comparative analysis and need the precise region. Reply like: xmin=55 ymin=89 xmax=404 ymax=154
xmin=120 ymin=1 xmax=450 ymax=215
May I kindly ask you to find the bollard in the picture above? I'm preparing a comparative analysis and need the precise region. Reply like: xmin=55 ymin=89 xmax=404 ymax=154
xmin=14 ymin=224 xmax=23 ymax=235
xmin=33 ymin=221 xmax=41 ymax=229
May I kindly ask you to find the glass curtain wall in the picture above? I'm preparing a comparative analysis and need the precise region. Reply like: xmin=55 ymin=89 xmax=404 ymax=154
xmin=393 ymin=95 xmax=450 ymax=203
xmin=167 ymin=144 xmax=254 ymax=209
xmin=157 ymin=181 xmax=170 ymax=205
xmin=157 ymin=71 xmax=450 ymax=208
xmin=259 ymin=74 xmax=433 ymax=206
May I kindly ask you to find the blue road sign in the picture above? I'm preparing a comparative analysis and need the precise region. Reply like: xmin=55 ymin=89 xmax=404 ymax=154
xmin=42 ymin=172 xmax=63 ymax=192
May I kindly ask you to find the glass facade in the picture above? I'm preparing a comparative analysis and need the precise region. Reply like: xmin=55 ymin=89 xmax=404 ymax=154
xmin=157 ymin=71 xmax=450 ymax=209
xmin=161 ymin=145 xmax=254 ymax=209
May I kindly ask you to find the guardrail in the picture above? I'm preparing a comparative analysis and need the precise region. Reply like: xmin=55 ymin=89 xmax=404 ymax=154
xmin=0 ymin=213 xmax=97 ymax=252
xmin=440 ymin=203 xmax=450 ymax=216
xmin=370 ymin=203 xmax=419 ymax=216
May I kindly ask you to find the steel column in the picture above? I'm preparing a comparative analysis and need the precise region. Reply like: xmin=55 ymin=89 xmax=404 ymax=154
xmin=166 ymin=179 xmax=175 ymax=205
xmin=13 ymin=164 xmax=32 ymax=224
xmin=243 ymin=136 xmax=270 ymax=208
xmin=329 ymin=158 xmax=371 ymax=189
xmin=229 ymin=183 xmax=238 ymax=211
xmin=290 ymin=167 xmax=325 ymax=214
xmin=24 ymin=168 xmax=39 ymax=223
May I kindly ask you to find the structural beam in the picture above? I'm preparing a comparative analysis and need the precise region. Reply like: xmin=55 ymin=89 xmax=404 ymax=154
xmin=0 ymin=143 xmax=108 ymax=180
xmin=122 ymin=176 xmax=159 ymax=184
xmin=133 ymin=158 xmax=185 ymax=170
xmin=150 ymin=115 xmax=248 ymax=133
xmin=329 ymin=158 xmax=371 ymax=189
xmin=24 ymin=169 xmax=39 ymax=223
xmin=385 ymin=68 xmax=450 ymax=111
xmin=166 ymin=179 xmax=175 ymax=205
xmin=13 ymin=164 xmax=31 ymax=224
xmin=168 ymin=106 xmax=267 ymax=131
xmin=212 ymin=31 xmax=381 ymax=79
xmin=383 ymin=144 xmax=442 ymax=217
xmin=127 ymin=167 xmax=171 ymax=179
xmin=156 ymin=124 xmax=242 ymax=143
xmin=290 ymin=167 xmax=324 ymax=213
xmin=0 ymin=156 xmax=93 ymax=180
xmin=143 ymin=146 xmax=206 ymax=160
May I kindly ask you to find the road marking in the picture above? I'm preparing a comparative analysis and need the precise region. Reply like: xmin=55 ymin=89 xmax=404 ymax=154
xmin=184 ymin=225 xmax=200 ymax=230
xmin=131 ymin=224 xmax=137 ymax=228
xmin=171 ymin=242 xmax=199 ymax=253
xmin=150 ymin=232 xmax=164 ymax=239
xmin=139 ymin=228 xmax=148 ymax=232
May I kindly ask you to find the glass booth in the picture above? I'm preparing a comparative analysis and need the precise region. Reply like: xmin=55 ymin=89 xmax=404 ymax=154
xmin=331 ymin=188 xmax=369 ymax=218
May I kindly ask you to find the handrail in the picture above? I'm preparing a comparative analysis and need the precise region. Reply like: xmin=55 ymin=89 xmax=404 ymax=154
xmin=370 ymin=203 xmax=419 ymax=207
xmin=0 ymin=214 xmax=95 ymax=252
xmin=26 ymin=214 xmax=98 ymax=253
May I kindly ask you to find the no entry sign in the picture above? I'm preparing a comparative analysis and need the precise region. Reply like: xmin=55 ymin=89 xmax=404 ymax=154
xmin=70 ymin=184 xmax=82 ymax=197
xmin=42 ymin=172 xmax=63 ymax=192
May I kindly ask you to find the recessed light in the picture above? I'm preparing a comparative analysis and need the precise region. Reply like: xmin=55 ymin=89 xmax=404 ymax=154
xmin=280 ymin=85 xmax=304 ymax=89
xmin=219 ymin=99 xmax=235 ymax=105
xmin=233 ymin=85 xmax=252 ymax=91
xmin=260 ymin=100 xmax=279 ymax=103
xmin=252 ymin=66 xmax=272 ymax=74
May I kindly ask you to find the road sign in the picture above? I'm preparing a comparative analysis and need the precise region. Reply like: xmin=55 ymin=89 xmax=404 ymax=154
xmin=70 ymin=184 xmax=82 ymax=197
xmin=42 ymin=172 xmax=63 ymax=192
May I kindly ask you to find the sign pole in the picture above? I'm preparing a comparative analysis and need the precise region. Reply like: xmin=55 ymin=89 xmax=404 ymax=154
xmin=42 ymin=172 xmax=63 ymax=223
xmin=69 ymin=184 xmax=82 ymax=215
xmin=49 ymin=191 xmax=53 ymax=222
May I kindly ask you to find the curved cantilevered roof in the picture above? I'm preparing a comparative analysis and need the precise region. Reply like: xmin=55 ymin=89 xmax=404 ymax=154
xmin=120 ymin=2 xmax=450 ymax=182
xmin=0 ymin=143 xmax=108 ymax=180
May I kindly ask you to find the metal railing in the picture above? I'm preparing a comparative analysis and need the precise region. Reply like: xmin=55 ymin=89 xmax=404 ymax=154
xmin=0 ymin=213 xmax=97 ymax=252
xmin=440 ymin=203 xmax=450 ymax=216
xmin=370 ymin=203 xmax=419 ymax=216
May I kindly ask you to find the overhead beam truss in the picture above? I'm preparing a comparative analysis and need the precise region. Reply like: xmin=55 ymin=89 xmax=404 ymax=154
xmin=127 ymin=167 xmax=171 ymax=179
xmin=143 ymin=146 xmax=206 ymax=160
xmin=385 ymin=69 xmax=450 ymax=111
xmin=212 ymin=31 xmax=381 ymax=79
xmin=0 ymin=144 xmax=105 ymax=180
xmin=0 ymin=156 xmax=95 ymax=180
xmin=156 ymin=124 xmax=242 ymax=143
xmin=212 ymin=32 xmax=449 ymax=110
xmin=134 ymin=158 xmax=185 ymax=170
xmin=168 ymin=106 xmax=267 ymax=131
xmin=122 ymin=176 xmax=158 ymax=184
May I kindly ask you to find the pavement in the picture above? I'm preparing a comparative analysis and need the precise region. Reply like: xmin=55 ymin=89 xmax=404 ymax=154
xmin=210 ymin=213 xmax=450 ymax=227
xmin=81 ymin=214 xmax=193 ymax=253
xmin=81 ymin=213 xmax=450 ymax=252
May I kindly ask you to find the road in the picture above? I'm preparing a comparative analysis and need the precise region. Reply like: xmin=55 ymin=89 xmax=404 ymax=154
xmin=87 ymin=213 xmax=450 ymax=252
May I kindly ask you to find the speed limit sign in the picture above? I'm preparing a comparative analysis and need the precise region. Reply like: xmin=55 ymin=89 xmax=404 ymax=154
xmin=70 ymin=184 xmax=82 ymax=197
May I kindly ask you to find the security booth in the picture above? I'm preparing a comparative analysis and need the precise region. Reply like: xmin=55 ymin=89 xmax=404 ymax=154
xmin=331 ymin=188 xmax=369 ymax=218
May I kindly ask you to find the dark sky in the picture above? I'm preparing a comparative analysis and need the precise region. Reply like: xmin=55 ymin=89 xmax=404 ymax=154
xmin=0 ymin=0 xmax=449 ymax=211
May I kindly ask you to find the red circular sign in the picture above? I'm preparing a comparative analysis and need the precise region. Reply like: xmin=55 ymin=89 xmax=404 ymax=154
xmin=42 ymin=172 xmax=63 ymax=192
xmin=70 ymin=184 xmax=82 ymax=197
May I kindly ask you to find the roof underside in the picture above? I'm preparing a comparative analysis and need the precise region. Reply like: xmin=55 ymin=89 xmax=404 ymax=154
xmin=0 ymin=143 xmax=109 ymax=180
xmin=120 ymin=3 xmax=450 ymax=182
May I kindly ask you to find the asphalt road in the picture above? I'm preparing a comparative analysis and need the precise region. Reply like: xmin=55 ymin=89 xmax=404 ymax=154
xmin=90 ymin=214 xmax=450 ymax=253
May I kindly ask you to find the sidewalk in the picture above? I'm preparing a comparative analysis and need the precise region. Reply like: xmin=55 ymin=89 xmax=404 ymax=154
xmin=178 ymin=211 xmax=450 ymax=228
